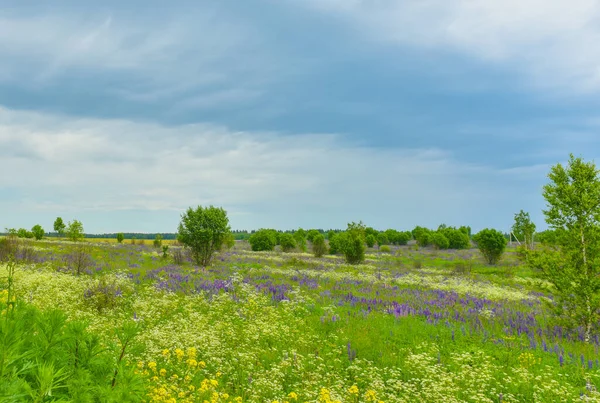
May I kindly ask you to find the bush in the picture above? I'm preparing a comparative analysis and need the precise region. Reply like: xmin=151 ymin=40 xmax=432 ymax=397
xmin=64 ymin=244 xmax=93 ymax=275
xmin=177 ymin=205 xmax=231 ymax=266
xmin=306 ymin=229 xmax=321 ymax=243
xmin=379 ymin=245 xmax=391 ymax=253
xmin=279 ymin=233 xmax=296 ymax=252
xmin=116 ymin=232 xmax=124 ymax=243
xmin=31 ymin=224 xmax=44 ymax=240
xmin=153 ymin=234 xmax=163 ymax=249
xmin=83 ymin=278 xmax=122 ymax=313
xmin=248 ymin=229 xmax=277 ymax=251
xmin=66 ymin=220 xmax=85 ymax=242
xmin=340 ymin=222 xmax=366 ymax=264
xmin=473 ymin=228 xmax=507 ymax=265
xmin=444 ymin=228 xmax=471 ymax=249
xmin=173 ymin=248 xmax=185 ymax=265
xmin=365 ymin=234 xmax=376 ymax=248
xmin=431 ymin=232 xmax=450 ymax=249
xmin=312 ymin=234 xmax=327 ymax=257
xmin=377 ymin=233 xmax=389 ymax=246
xmin=328 ymin=233 xmax=342 ymax=254
xmin=293 ymin=230 xmax=307 ymax=252
xmin=452 ymin=259 xmax=473 ymax=275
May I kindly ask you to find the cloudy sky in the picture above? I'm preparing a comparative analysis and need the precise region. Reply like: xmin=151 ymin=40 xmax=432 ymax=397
xmin=2 ymin=0 xmax=600 ymax=233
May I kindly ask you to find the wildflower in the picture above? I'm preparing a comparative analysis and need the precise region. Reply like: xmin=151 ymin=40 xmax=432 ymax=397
xmin=187 ymin=347 xmax=197 ymax=358
xmin=148 ymin=361 xmax=157 ymax=371
xmin=175 ymin=348 xmax=185 ymax=360
xmin=160 ymin=368 xmax=167 ymax=377
xmin=162 ymin=349 xmax=171 ymax=357
xmin=137 ymin=361 xmax=144 ymax=369
xmin=288 ymin=392 xmax=298 ymax=400
xmin=348 ymin=385 xmax=359 ymax=395
xmin=187 ymin=358 xmax=198 ymax=368
xmin=210 ymin=379 xmax=219 ymax=387
xmin=364 ymin=390 xmax=377 ymax=401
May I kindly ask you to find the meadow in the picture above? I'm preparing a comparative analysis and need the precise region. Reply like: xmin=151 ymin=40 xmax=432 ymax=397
xmin=1 ymin=238 xmax=600 ymax=402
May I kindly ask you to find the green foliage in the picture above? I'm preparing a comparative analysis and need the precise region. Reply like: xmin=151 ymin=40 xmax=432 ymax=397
xmin=177 ymin=205 xmax=231 ymax=266
xmin=327 ymin=230 xmax=336 ymax=240
xmin=279 ymin=233 xmax=296 ymax=252
xmin=53 ymin=217 xmax=65 ymax=237
xmin=328 ymin=233 xmax=342 ymax=254
xmin=459 ymin=226 xmax=472 ymax=237
xmin=376 ymin=233 xmax=389 ymax=246
xmin=311 ymin=234 xmax=327 ymax=257
xmin=528 ymin=154 xmax=600 ymax=342
xmin=443 ymin=228 xmax=471 ymax=249
xmin=17 ymin=228 xmax=33 ymax=239
xmin=365 ymin=234 xmax=376 ymax=248
xmin=31 ymin=225 xmax=44 ymax=241
xmin=306 ymin=229 xmax=321 ymax=243
xmin=293 ymin=230 xmax=307 ymax=253
xmin=473 ymin=228 xmax=507 ymax=265
xmin=248 ymin=229 xmax=277 ymax=251
xmin=222 ymin=232 xmax=236 ymax=250
xmin=66 ymin=220 xmax=85 ymax=242
xmin=340 ymin=221 xmax=366 ymax=265
xmin=0 ymin=303 xmax=145 ymax=401
xmin=162 ymin=245 xmax=169 ymax=259
xmin=116 ymin=233 xmax=124 ymax=244
xmin=384 ymin=229 xmax=411 ymax=245
xmin=413 ymin=227 xmax=432 ymax=247
xmin=153 ymin=234 xmax=163 ymax=249
xmin=379 ymin=245 xmax=391 ymax=253
xmin=365 ymin=227 xmax=378 ymax=239
xmin=512 ymin=210 xmax=536 ymax=249
xmin=431 ymin=232 xmax=450 ymax=249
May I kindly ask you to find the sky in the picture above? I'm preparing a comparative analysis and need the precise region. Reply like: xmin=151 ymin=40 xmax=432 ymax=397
xmin=2 ymin=0 xmax=600 ymax=233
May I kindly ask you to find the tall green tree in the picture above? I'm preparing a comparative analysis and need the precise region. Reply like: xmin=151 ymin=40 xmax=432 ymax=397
xmin=53 ymin=217 xmax=66 ymax=237
xmin=177 ymin=206 xmax=231 ymax=266
xmin=31 ymin=225 xmax=44 ymax=241
xmin=66 ymin=220 xmax=85 ymax=242
xmin=512 ymin=210 xmax=536 ymax=249
xmin=528 ymin=154 xmax=600 ymax=343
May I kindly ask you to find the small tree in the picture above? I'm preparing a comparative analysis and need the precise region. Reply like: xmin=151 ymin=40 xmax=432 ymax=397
xmin=293 ymin=229 xmax=307 ymax=252
xmin=153 ymin=234 xmax=163 ymax=249
xmin=177 ymin=205 xmax=231 ymax=266
xmin=312 ymin=234 xmax=327 ymax=257
xmin=31 ymin=225 xmax=44 ymax=241
xmin=473 ymin=228 xmax=507 ymax=265
xmin=54 ymin=217 xmax=66 ymax=237
xmin=365 ymin=234 xmax=376 ymax=248
xmin=431 ymin=232 xmax=450 ymax=249
xmin=341 ymin=221 xmax=366 ymax=265
xmin=306 ymin=229 xmax=321 ymax=243
xmin=66 ymin=220 xmax=84 ymax=242
xmin=279 ymin=233 xmax=296 ymax=252
xmin=512 ymin=210 xmax=536 ymax=249
xmin=248 ymin=229 xmax=277 ymax=251
xmin=116 ymin=233 xmax=124 ymax=244
xmin=527 ymin=154 xmax=600 ymax=343
xmin=377 ymin=233 xmax=389 ymax=246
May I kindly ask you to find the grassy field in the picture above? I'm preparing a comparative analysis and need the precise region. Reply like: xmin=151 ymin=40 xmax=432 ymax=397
xmin=1 ymin=239 xmax=599 ymax=402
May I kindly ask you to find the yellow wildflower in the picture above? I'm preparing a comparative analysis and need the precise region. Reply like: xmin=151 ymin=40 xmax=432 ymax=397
xmin=160 ymin=368 xmax=167 ymax=377
xmin=175 ymin=348 xmax=185 ymax=360
xmin=288 ymin=392 xmax=298 ymax=400
xmin=348 ymin=385 xmax=359 ymax=395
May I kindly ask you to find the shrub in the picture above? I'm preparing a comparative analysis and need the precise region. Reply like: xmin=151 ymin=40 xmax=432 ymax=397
xmin=53 ymin=217 xmax=66 ymax=237
xmin=452 ymin=259 xmax=473 ymax=275
xmin=293 ymin=230 xmax=307 ymax=252
xmin=31 ymin=224 xmax=44 ymax=240
xmin=64 ymin=244 xmax=93 ymax=275
xmin=312 ymin=234 xmax=327 ymax=257
xmin=173 ymin=248 xmax=185 ymax=265
xmin=116 ymin=233 xmax=124 ymax=243
xmin=377 ymin=233 xmax=389 ymax=246
xmin=83 ymin=278 xmax=122 ymax=313
xmin=66 ymin=220 xmax=85 ymax=242
xmin=162 ymin=245 xmax=169 ymax=258
xmin=444 ymin=228 xmax=471 ymax=249
xmin=328 ymin=233 xmax=342 ymax=254
xmin=413 ymin=259 xmax=423 ymax=269
xmin=17 ymin=228 xmax=33 ymax=239
xmin=153 ymin=234 xmax=163 ymax=249
xmin=279 ymin=233 xmax=297 ymax=252
xmin=177 ymin=205 xmax=231 ymax=266
xmin=340 ymin=222 xmax=366 ymax=265
xmin=248 ymin=229 xmax=277 ymax=251
xmin=473 ymin=228 xmax=507 ymax=265
xmin=379 ymin=245 xmax=391 ymax=253
xmin=365 ymin=234 xmax=376 ymax=248
xmin=431 ymin=232 xmax=450 ymax=249
xmin=0 ymin=235 xmax=19 ymax=262
xmin=306 ymin=229 xmax=321 ymax=243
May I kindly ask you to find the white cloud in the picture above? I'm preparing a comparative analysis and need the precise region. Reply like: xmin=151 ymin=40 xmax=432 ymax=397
xmin=0 ymin=9 xmax=273 ymax=103
xmin=0 ymin=107 xmax=538 ymax=230
xmin=294 ymin=0 xmax=600 ymax=93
